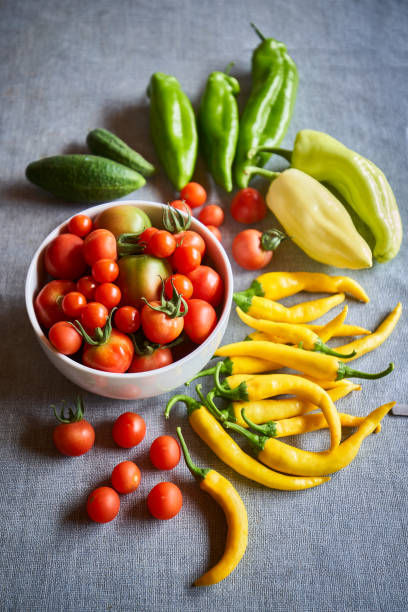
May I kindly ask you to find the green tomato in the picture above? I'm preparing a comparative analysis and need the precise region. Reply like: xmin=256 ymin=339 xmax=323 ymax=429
xmin=94 ymin=205 xmax=151 ymax=238
xmin=117 ymin=255 xmax=172 ymax=308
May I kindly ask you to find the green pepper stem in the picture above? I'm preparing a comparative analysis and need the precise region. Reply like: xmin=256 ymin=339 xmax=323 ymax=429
xmin=314 ymin=339 xmax=357 ymax=359
xmin=176 ymin=427 xmax=210 ymax=480
xmin=213 ymin=361 xmax=249 ymax=401
xmin=233 ymin=292 xmax=252 ymax=313
xmin=250 ymin=22 xmax=265 ymax=41
xmin=247 ymin=146 xmax=293 ymax=163
xmin=241 ymin=408 xmax=277 ymax=437
xmin=224 ymin=61 xmax=235 ymax=75
xmin=185 ymin=357 xmax=233 ymax=386
xmin=223 ymin=419 xmax=266 ymax=451
xmin=203 ymin=388 xmax=236 ymax=422
xmin=336 ymin=362 xmax=394 ymax=381
xmin=165 ymin=394 xmax=201 ymax=418
xmin=243 ymin=165 xmax=280 ymax=180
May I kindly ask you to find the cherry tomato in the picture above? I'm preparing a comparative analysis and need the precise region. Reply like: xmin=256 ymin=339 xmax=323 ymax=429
xmin=111 ymin=461 xmax=141 ymax=494
xmin=86 ymin=486 xmax=120 ymax=523
xmin=232 ymin=229 xmax=272 ymax=270
xmin=169 ymin=199 xmax=192 ymax=216
xmin=34 ymin=280 xmax=76 ymax=329
xmin=206 ymin=224 xmax=222 ymax=241
xmin=141 ymin=301 xmax=184 ymax=344
xmin=92 ymin=259 xmax=119 ymax=283
xmin=147 ymin=482 xmax=182 ymax=520
xmin=187 ymin=266 xmax=224 ymax=307
xmin=138 ymin=227 xmax=159 ymax=253
xmin=127 ymin=347 xmax=173 ymax=372
xmin=83 ymin=329 xmax=134 ymax=373
xmin=173 ymin=230 xmax=205 ymax=256
xmin=112 ymin=412 xmax=146 ymax=448
xmin=114 ymin=306 xmax=141 ymax=334
xmin=149 ymin=435 xmax=181 ymax=470
xmin=148 ymin=230 xmax=176 ymax=259
xmin=83 ymin=229 xmax=117 ymax=267
xmin=44 ymin=233 xmax=86 ymax=280
xmin=80 ymin=302 xmax=109 ymax=332
xmin=76 ymin=275 xmax=98 ymax=301
xmin=68 ymin=214 xmax=93 ymax=237
xmin=198 ymin=204 xmax=224 ymax=227
xmin=53 ymin=411 xmax=95 ymax=456
xmin=49 ymin=321 xmax=82 ymax=355
xmin=164 ymin=274 xmax=193 ymax=301
xmin=230 ymin=187 xmax=267 ymax=224
xmin=61 ymin=291 xmax=87 ymax=318
xmin=171 ymin=246 xmax=201 ymax=274
xmin=179 ymin=182 xmax=207 ymax=209
xmin=184 ymin=299 xmax=217 ymax=344
xmin=94 ymin=283 xmax=122 ymax=309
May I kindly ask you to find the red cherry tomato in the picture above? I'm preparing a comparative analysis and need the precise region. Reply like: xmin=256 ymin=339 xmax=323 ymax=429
xmin=83 ymin=229 xmax=117 ymax=266
xmin=206 ymin=224 xmax=222 ymax=241
xmin=187 ymin=266 xmax=224 ymax=307
xmin=183 ymin=299 xmax=217 ymax=344
xmin=179 ymin=182 xmax=207 ymax=209
xmin=68 ymin=214 xmax=93 ymax=237
xmin=82 ymin=329 xmax=134 ymax=373
xmin=199 ymin=204 xmax=224 ymax=227
xmin=232 ymin=229 xmax=272 ymax=270
xmin=141 ymin=301 xmax=184 ymax=344
xmin=53 ymin=410 xmax=95 ymax=456
xmin=127 ymin=347 xmax=173 ymax=372
xmin=34 ymin=280 xmax=76 ymax=329
xmin=111 ymin=461 xmax=141 ymax=494
xmin=93 ymin=283 xmax=122 ymax=309
xmin=149 ymin=435 xmax=181 ymax=470
xmin=138 ymin=227 xmax=159 ymax=253
xmin=112 ymin=412 xmax=146 ymax=448
xmin=114 ymin=306 xmax=141 ymax=334
xmin=173 ymin=230 xmax=205 ymax=256
xmin=171 ymin=246 xmax=201 ymax=274
xmin=164 ymin=274 xmax=193 ymax=300
xmin=61 ymin=291 xmax=87 ymax=318
xmin=147 ymin=482 xmax=182 ymax=520
xmin=81 ymin=302 xmax=109 ymax=332
xmin=44 ymin=233 xmax=86 ymax=280
xmin=48 ymin=321 xmax=82 ymax=355
xmin=148 ymin=230 xmax=176 ymax=259
xmin=169 ymin=199 xmax=192 ymax=216
xmin=86 ymin=486 xmax=120 ymax=523
xmin=230 ymin=187 xmax=267 ymax=224
xmin=92 ymin=259 xmax=119 ymax=283
xmin=76 ymin=275 xmax=98 ymax=301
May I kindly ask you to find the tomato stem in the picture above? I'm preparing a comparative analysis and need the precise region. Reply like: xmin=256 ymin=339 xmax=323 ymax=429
xmin=162 ymin=202 xmax=191 ymax=233
xmin=52 ymin=395 xmax=85 ymax=424
xmin=141 ymin=278 xmax=188 ymax=318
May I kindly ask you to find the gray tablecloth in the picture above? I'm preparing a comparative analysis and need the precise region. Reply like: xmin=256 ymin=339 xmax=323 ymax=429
xmin=1 ymin=0 xmax=407 ymax=610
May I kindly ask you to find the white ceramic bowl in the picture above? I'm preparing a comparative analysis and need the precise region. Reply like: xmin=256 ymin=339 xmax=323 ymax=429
xmin=25 ymin=200 xmax=233 ymax=399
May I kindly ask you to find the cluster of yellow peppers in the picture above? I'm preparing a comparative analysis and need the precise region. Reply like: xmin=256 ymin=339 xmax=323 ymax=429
xmin=166 ymin=271 xmax=401 ymax=587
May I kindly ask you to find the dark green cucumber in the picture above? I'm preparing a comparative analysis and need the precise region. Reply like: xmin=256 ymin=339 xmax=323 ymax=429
xmin=86 ymin=128 xmax=155 ymax=177
xmin=25 ymin=155 xmax=146 ymax=203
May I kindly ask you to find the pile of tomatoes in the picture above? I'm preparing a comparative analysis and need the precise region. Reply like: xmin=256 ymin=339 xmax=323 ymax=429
xmin=34 ymin=198 xmax=224 ymax=374
xmin=53 ymin=400 xmax=183 ymax=523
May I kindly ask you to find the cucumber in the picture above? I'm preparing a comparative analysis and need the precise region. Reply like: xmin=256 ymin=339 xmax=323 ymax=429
xmin=86 ymin=128 xmax=155 ymax=177
xmin=25 ymin=154 xmax=146 ymax=203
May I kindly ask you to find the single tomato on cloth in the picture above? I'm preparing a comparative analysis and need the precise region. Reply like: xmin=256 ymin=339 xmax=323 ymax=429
xmin=232 ymin=228 xmax=287 ymax=270
xmin=150 ymin=435 xmax=181 ymax=470
xmin=52 ymin=396 xmax=95 ymax=457
xmin=112 ymin=412 xmax=146 ymax=448
xmin=147 ymin=482 xmax=182 ymax=520
xmin=86 ymin=486 xmax=120 ymax=523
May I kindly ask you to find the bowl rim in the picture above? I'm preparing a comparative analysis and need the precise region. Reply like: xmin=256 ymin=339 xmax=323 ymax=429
xmin=25 ymin=199 xmax=233 ymax=380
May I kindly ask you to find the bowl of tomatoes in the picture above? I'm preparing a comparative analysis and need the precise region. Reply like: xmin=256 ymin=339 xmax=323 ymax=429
xmin=25 ymin=200 xmax=233 ymax=399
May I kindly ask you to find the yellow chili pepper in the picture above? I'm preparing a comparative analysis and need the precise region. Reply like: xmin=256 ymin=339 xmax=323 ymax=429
xmin=176 ymin=427 xmax=248 ymax=587
xmin=306 ymin=322 xmax=371 ymax=339
xmin=231 ymin=383 xmax=360 ymax=426
xmin=236 ymin=307 xmax=356 ymax=358
xmin=214 ymin=369 xmax=342 ymax=450
xmin=165 ymin=391 xmax=329 ymax=491
xmin=224 ymin=372 xmax=355 ymax=391
xmin=233 ymin=292 xmax=345 ymax=323
xmin=269 ymin=412 xmax=381 ymax=437
xmin=235 ymin=271 xmax=369 ymax=303
xmin=334 ymin=303 xmax=402 ymax=361
xmin=214 ymin=340 xmax=393 ymax=382
xmin=224 ymin=402 xmax=394 ymax=476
